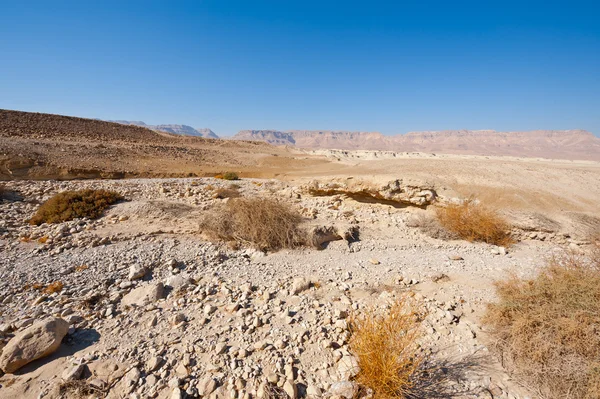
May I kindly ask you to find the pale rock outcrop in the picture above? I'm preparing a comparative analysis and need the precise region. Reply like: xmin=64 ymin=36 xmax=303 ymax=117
xmin=307 ymin=224 xmax=359 ymax=249
xmin=305 ymin=178 xmax=438 ymax=207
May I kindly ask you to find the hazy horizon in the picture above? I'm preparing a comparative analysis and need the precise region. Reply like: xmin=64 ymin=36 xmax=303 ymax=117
xmin=1 ymin=1 xmax=599 ymax=137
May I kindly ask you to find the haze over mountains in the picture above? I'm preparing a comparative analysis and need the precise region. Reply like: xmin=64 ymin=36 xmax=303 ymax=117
xmin=232 ymin=129 xmax=600 ymax=161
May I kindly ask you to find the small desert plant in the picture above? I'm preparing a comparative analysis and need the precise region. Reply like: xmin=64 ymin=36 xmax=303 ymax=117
xmin=75 ymin=264 xmax=89 ymax=272
xmin=435 ymin=198 xmax=513 ymax=246
xmin=223 ymin=172 xmax=239 ymax=180
xmin=199 ymin=197 xmax=303 ymax=251
xmin=43 ymin=281 xmax=64 ymax=294
xmin=348 ymin=299 xmax=424 ymax=398
xmin=215 ymin=171 xmax=239 ymax=180
xmin=58 ymin=380 xmax=104 ymax=397
xmin=29 ymin=189 xmax=123 ymax=225
xmin=484 ymin=249 xmax=600 ymax=399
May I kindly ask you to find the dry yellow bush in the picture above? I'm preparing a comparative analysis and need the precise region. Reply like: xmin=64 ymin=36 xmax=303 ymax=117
xmin=484 ymin=248 xmax=600 ymax=399
xmin=435 ymin=198 xmax=513 ymax=247
xmin=43 ymin=281 xmax=64 ymax=294
xmin=348 ymin=299 xmax=423 ymax=399
xmin=199 ymin=197 xmax=303 ymax=251
xmin=75 ymin=264 xmax=89 ymax=272
xmin=29 ymin=189 xmax=123 ymax=225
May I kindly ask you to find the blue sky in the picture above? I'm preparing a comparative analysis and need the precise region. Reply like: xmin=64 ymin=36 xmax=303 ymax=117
xmin=1 ymin=0 xmax=599 ymax=136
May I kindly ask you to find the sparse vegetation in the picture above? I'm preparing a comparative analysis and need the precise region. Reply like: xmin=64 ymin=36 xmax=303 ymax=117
xmin=75 ymin=264 xmax=89 ymax=272
xmin=58 ymin=380 xmax=104 ymax=398
xmin=29 ymin=189 xmax=123 ymax=225
xmin=199 ymin=197 xmax=304 ymax=251
xmin=348 ymin=299 xmax=424 ymax=399
xmin=215 ymin=171 xmax=240 ymax=180
xmin=43 ymin=281 xmax=64 ymax=294
xmin=435 ymin=198 xmax=513 ymax=246
xmin=484 ymin=247 xmax=600 ymax=399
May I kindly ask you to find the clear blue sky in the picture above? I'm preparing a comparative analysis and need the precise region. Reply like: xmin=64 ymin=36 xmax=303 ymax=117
xmin=1 ymin=0 xmax=599 ymax=136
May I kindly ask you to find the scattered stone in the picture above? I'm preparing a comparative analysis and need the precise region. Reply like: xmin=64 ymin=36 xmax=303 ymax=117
xmin=128 ymin=264 xmax=148 ymax=280
xmin=121 ymin=283 xmax=165 ymax=307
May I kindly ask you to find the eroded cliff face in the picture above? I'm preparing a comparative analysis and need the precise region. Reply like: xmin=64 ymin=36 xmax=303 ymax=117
xmin=304 ymin=178 xmax=439 ymax=207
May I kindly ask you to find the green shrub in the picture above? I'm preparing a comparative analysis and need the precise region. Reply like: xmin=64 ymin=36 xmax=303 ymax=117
xmin=217 ymin=172 xmax=239 ymax=180
xmin=29 ymin=189 xmax=123 ymax=225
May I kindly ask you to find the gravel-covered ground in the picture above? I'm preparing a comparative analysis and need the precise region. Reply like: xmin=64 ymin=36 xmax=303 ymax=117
xmin=0 ymin=177 xmax=578 ymax=399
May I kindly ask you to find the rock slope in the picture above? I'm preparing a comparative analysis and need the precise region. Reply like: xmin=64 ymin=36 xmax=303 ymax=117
xmin=0 ymin=109 xmax=299 ymax=180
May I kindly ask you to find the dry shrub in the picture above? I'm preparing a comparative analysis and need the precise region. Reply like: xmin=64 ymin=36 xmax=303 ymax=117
xmin=58 ymin=380 xmax=104 ymax=398
xmin=348 ymin=299 xmax=423 ymax=399
xmin=75 ymin=264 xmax=89 ymax=272
xmin=200 ymin=197 xmax=303 ymax=251
xmin=215 ymin=172 xmax=239 ymax=180
xmin=43 ymin=281 xmax=64 ymax=294
xmin=435 ymin=199 xmax=513 ymax=246
xmin=407 ymin=214 xmax=459 ymax=241
xmin=29 ymin=189 xmax=123 ymax=225
xmin=37 ymin=236 xmax=49 ymax=244
xmin=213 ymin=187 xmax=241 ymax=199
xmin=484 ymin=249 xmax=600 ymax=399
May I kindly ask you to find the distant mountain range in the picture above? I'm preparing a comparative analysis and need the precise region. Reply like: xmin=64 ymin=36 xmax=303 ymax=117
xmin=106 ymin=119 xmax=600 ymax=160
xmin=111 ymin=120 xmax=219 ymax=139
xmin=231 ymin=129 xmax=600 ymax=160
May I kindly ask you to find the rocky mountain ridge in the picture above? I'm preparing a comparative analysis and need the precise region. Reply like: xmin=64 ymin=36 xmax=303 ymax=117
xmin=113 ymin=121 xmax=219 ymax=139
xmin=231 ymin=129 xmax=600 ymax=161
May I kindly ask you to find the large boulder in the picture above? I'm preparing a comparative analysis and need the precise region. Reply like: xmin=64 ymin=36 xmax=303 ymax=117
xmin=0 ymin=317 xmax=69 ymax=373
xmin=121 ymin=283 xmax=165 ymax=307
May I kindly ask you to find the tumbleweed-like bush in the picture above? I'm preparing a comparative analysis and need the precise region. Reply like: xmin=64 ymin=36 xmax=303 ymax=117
xmin=29 ymin=189 xmax=123 ymax=225
xmin=435 ymin=198 xmax=514 ymax=247
xmin=199 ymin=197 xmax=303 ymax=251
xmin=484 ymin=247 xmax=600 ymax=399
xmin=348 ymin=299 xmax=424 ymax=399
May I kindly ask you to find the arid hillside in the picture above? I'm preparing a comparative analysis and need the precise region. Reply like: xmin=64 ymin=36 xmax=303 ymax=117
xmin=0 ymin=109 xmax=326 ymax=180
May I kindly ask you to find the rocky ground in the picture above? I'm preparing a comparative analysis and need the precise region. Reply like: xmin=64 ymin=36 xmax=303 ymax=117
xmin=0 ymin=177 xmax=593 ymax=399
